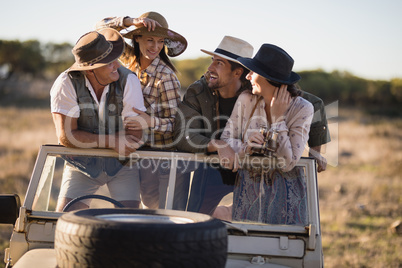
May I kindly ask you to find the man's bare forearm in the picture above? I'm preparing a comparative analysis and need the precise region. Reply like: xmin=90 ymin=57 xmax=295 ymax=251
xmin=59 ymin=129 xmax=104 ymax=149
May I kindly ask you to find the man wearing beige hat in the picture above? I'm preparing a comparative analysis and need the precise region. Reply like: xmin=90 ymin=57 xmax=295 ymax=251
xmin=174 ymin=36 xmax=254 ymax=214
xmin=50 ymin=28 xmax=146 ymax=212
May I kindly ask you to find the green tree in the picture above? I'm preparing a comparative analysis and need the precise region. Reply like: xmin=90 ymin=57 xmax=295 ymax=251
xmin=174 ymin=57 xmax=211 ymax=90
xmin=390 ymin=78 xmax=402 ymax=103
xmin=298 ymin=69 xmax=341 ymax=103
xmin=42 ymin=42 xmax=74 ymax=78
xmin=0 ymin=39 xmax=46 ymax=79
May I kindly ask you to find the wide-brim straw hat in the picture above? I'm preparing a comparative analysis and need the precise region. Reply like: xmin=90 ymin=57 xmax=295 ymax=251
xmin=237 ymin=43 xmax=301 ymax=85
xmin=201 ymin=36 xmax=253 ymax=64
xmin=69 ymin=28 xmax=125 ymax=72
xmin=122 ymin=11 xmax=187 ymax=57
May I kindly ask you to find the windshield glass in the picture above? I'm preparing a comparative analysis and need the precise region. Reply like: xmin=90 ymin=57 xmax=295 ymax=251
xmin=31 ymin=147 xmax=311 ymax=227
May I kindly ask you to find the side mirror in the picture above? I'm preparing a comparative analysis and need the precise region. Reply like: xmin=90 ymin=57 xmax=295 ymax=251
xmin=0 ymin=194 xmax=21 ymax=225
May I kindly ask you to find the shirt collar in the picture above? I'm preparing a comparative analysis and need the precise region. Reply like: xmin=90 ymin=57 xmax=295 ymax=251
xmin=137 ymin=55 xmax=161 ymax=76
xmin=84 ymin=75 xmax=109 ymax=106
xmin=145 ymin=55 xmax=160 ymax=76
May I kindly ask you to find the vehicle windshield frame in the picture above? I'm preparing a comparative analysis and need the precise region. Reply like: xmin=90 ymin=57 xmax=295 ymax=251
xmin=24 ymin=145 xmax=319 ymax=235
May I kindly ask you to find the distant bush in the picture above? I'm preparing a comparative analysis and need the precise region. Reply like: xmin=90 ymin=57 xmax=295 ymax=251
xmin=298 ymin=70 xmax=401 ymax=113
xmin=173 ymin=57 xmax=210 ymax=90
xmin=0 ymin=39 xmax=73 ymax=81
xmin=0 ymin=40 xmax=46 ymax=79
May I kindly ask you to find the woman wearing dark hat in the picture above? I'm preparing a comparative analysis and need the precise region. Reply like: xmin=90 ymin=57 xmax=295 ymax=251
xmin=96 ymin=12 xmax=188 ymax=209
xmin=220 ymin=44 xmax=314 ymax=225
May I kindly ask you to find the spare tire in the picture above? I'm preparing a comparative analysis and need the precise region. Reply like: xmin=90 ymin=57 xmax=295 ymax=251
xmin=55 ymin=208 xmax=227 ymax=268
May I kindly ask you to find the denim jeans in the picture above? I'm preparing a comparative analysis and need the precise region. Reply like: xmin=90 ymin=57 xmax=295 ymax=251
xmin=187 ymin=163 xmax=234 ymax=215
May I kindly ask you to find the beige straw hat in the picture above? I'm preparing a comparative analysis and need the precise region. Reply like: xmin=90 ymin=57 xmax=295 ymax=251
xmin=122 ymin=11 xmax=187 ymax=57
xmin=201 ymin=36 xmax=254 ymax=64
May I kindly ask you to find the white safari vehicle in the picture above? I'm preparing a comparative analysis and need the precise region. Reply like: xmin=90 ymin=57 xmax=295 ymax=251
xmin=1 ymin=145 xmax=323 ymax=268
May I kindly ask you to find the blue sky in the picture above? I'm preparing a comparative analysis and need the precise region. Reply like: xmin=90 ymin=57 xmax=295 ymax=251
xmin=2 ymin=0 xmax=401 ymax=80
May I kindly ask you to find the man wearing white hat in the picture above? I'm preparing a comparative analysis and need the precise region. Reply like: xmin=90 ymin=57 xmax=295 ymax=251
xmin=50 ymin=28 xmax=146 ymax=211
xmin=174 ymin=36 xmax=254 ymax=214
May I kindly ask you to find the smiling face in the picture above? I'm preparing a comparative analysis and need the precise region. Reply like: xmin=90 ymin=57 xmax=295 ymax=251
xmin=92 ymin=60 xmax=121 ymax=85
xmin=206 ymin=55 xmax=240 ymax=91
xmin=135 ymin=35 xmax=165 ymax=67
xmin=246 ymin=71 xmax=275 ymax=99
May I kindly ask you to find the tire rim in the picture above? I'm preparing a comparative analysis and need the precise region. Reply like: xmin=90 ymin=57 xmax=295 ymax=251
xmin=95 ymin=214 xmax=195 ymax=224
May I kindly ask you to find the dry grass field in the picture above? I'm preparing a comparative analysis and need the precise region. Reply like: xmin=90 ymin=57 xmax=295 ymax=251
xmin=319 ymin=108 xmax=402 ymax=267
xmin=0 ymin=105 xmax=401 ymax=267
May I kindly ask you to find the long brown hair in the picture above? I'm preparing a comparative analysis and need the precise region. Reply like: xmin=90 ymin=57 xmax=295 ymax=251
xmin=120 ymin=36 xmax=178 ymax=73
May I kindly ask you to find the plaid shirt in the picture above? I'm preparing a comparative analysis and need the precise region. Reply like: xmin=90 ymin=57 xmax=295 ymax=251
xmin=95 ymin=17 xmax=180 ymax=148
xmin=133 ymin=56 xmax=180 ymax=148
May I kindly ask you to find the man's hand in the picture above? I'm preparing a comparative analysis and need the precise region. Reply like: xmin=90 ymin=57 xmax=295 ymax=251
xmin=315 ymin=154 xmax=327 ymax=173
xmin=112 ymin=133 xmax=143 ymax=156
xmin=208 ymin=139 xmax=239 ymax=171
xmin=309 ymin=146 xmax=327 ymax=173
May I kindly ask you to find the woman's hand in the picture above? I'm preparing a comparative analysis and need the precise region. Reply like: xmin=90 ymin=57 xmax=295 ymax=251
xmin=127 ymin=17 xmax=161 ymax=31
xmin=245 ymin=131 xmax=265 ymax=155
xmin=270 ymin=84 xmax=292 ymax=123
xmin=124 ymin=108 xmax=153 ymax=131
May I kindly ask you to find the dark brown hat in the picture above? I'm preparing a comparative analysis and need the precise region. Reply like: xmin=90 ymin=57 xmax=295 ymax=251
xmin=69 ymin=28 xmax=125 ymax=71
xmin=122 ymin=11 xmax=187 ymax=57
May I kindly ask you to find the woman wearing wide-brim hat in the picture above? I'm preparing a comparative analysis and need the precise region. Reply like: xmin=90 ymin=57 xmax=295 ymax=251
xmin=96 ymin=12 xmax=187 ymax=140
xmin=220 ymin=44 xmax=314 ymax=225
xmin=96 ymin=12 xmax=188 ymax=210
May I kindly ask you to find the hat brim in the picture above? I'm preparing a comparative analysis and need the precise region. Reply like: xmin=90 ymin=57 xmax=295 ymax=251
xmin=69 ymin=29 xmax=125 ymax=72
xmin=122 ymin=26 xmax=187 ymax=57
xmin=200 ymin=49 xmax=241 ymax=64
xmin=238 ymin=57 xmax=301 ymax=85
